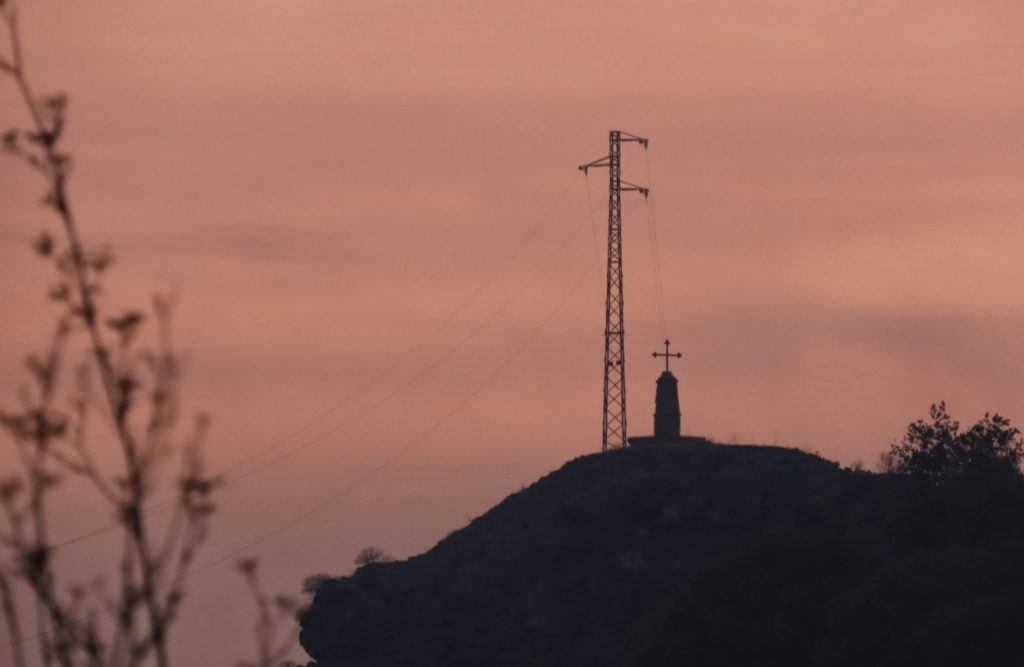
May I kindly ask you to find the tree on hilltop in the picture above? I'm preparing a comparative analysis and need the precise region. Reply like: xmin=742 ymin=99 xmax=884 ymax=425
xmin=882 ymin=402 xmax=1024 ymax=481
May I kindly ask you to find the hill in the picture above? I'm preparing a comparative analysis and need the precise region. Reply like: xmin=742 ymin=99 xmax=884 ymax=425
xmin=298 ymin=441 xmax=1024 ymax=666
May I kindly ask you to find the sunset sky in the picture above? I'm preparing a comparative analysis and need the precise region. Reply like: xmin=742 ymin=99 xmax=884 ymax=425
xmin=3 ymin=1 xmax=1023 ymax=663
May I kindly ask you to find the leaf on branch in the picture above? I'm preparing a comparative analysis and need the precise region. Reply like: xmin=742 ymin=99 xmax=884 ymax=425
xmin=115 ymin=375 xmax=139 ymax=425
xmin=51 ymin=151 xmax=71 ymax=171
xmin=165 ymin=589 xmax=184 ymax=616
xmin=25 ymin=130 xmax=49 ymax=146
xmin=105 ymin=311 xmax=144 ymax=335
xmin=41 ymin=93 xmax=67 ymax=114
xmin=88 ymin=246 xmax=114 ymax=273
xmin=37 ymin=471 xmax=61 ymax=490
xmin=25 ymin=352 xmax=48 ymax=380
xmin=33 ymin=231 xmax=55 ymax=257
xmin=48 ymin=281 xmax=70 ymax=303
xmin=22 ymin=546 xmax=52 ymax=578
xmin=25 ymin=130 xmax=56 ymax=149
xmin=71 ymin=299 xmax=97 ymax=324
xmin=0 ymin=478 xmax=24 ymax=503
xmin=40 ymin=188 xmax=58 ymax=209
xmin=0 ymin=410 xmax=32 ymax=440
xmin=56 ymin=315 xmax=73 ymax=337
xmin=236 ymin=557 xmax=259 ymax=577
xmin=180 ymin=471 xmax=221 ymax=495
xmin=190 ymin=501 xmax=216 ymax=519
xmin=24 ymin=153 xmax=43 ymax=171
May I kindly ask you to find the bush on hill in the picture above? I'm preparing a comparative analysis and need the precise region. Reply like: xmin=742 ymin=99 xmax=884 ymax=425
xmin=881 ymin=402 xmax=1024 ymax=481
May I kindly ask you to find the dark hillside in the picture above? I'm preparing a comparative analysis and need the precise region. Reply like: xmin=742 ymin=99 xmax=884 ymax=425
xmin=299 ymin=442 xmax=1024 ymax=666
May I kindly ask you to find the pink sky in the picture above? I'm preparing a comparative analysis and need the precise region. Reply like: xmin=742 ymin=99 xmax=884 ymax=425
xmin=3 ymin=1 xmax=1024 ymax=663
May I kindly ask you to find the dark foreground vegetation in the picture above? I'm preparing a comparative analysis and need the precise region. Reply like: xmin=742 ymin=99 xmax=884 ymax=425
xmin=300 ymin=433 xmax=1024 ymax=666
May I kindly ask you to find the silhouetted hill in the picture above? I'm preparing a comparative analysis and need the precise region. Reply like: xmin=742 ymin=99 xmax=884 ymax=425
xmin=299 ymin=442 xmax=1024 ymax=666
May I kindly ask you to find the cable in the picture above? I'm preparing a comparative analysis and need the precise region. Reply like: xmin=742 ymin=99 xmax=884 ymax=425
xmin=170 ymin=257 xmax=598 ymax=586
xmin=221 ymin=159 xmax=629 ymax=496
xmin=1 ymin=249 xmax=599 ymax=657
xmin=1 ymin=173 xmax=586 ymax=566
xmin=584 ymin=173 xmax=606 ymax=300
xmin=217 ymin=169 xmax=584 ymax=480
xmin=205 ymin=202 xmax=597 ymax=491
xmin=643 ymin=149 xmax=669 ymax=340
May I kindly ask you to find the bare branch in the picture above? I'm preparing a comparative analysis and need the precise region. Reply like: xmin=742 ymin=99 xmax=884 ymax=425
xmin=0 ymin=570 xmax=27 ymax=667
xmin=2 ymin=9 xmax=220 ymax=667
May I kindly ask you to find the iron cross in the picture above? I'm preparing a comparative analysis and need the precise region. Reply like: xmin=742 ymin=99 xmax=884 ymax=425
xmin=652 ymin=339 xmax=682 ymax=372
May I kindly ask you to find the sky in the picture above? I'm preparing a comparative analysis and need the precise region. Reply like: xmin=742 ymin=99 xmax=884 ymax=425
xmin=2 ymin=1 xmax=1023 ymax=664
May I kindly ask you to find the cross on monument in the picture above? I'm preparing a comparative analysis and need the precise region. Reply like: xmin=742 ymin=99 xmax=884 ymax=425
xmin=652 ymin=339 xmax=682 ymax=373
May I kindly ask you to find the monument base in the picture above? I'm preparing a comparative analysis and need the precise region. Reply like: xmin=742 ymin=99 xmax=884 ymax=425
xmin=627 ymin=435 xmax=714 ymax=447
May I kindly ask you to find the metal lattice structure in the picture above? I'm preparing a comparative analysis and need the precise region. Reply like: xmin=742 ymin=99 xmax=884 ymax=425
xmin=580 ymin=131 xmax=649 ymax=451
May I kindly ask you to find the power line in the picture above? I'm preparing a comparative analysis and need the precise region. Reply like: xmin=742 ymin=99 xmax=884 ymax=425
xmin=1 ymin=248 xmax=600 ymax=657
xmin=203 ymin=200 xmax=599 ymax=490
xmin=218 ymin=169 xmax=585 ymax=481
xmin=2 ymin=173 xmax=594 ymax=566
xmin=169 ymin=257 xmax=599 ymax=586
xmin=643 ymin=148 xmax=669 ymax=340
xmin=584 ymin=173 xmax=606 ymax=300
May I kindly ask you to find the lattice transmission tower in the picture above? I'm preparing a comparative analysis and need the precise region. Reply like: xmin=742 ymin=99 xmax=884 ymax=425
xmin=580 ymin=131 xmax=649 ymax=451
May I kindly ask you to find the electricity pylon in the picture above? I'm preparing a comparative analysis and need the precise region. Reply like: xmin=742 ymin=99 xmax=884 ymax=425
xmin=579 ymin=131 xmax=649 ymax=451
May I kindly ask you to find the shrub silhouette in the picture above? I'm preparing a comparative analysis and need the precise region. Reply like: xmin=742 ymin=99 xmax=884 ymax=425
xmin=301 ymin=573 xmax=331 ymax=595
xmin=354 ymin=547 xmax=394 ymax=568
xmin=882 ymin=402 xmax=1024 ymax=481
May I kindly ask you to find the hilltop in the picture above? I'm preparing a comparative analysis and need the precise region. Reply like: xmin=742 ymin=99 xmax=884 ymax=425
xmin=299 ymin=441 xmax=1024 ymax=666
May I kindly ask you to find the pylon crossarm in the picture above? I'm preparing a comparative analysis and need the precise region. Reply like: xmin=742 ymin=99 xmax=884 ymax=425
xmin=620 ymin=180 xmax=649 ymax=197
xmin=578 ymin=155 xmax=611 ymax=174
xmin=617 ymin=131 xmax=648 ymax=146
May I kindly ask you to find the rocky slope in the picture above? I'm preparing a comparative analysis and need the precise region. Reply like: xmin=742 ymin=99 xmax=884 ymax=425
xmin=299 ymin=441 xmax=1024 ymax=666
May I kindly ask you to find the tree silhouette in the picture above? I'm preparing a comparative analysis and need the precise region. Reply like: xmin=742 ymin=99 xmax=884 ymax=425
xmin=882 ymin=402 xmax=1024 ymax=481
